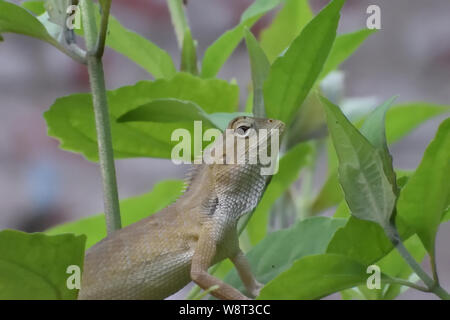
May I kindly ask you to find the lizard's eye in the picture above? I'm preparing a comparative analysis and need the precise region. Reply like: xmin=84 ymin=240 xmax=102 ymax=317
xmin=235 ymin=125 xmax=251 ymax=137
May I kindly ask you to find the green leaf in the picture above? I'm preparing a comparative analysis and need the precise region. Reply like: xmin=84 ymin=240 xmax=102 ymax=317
xmin=118 ymin=99 xmax=248 ymax=132
xmin=181 ymin=29 xmax=198 ymax=74
xmin=44 ymin=73 xmax=239 ymax=161
xmin=340 ymin=288 xmax=365 ymax=300
xmin=264 ymin=0 xmax=344 ymax=125
xmin=258 ymin=253 xmax=388 ymax=300
xmin=320 ymin=29 xmax=376 ymax=80
xmin=360 ymin=97 xmax=398 ymax=194
xmin=244 ymin=28 xmax=270 ymax=117
xmin=386 ymin=103 xmax=450 ymax=144
xmin=334 ymin=199 xmax=350 ymax=218
xmin=106 ymin=15 xmax=176 ymax=79
xmin=206 ymin=112 xmax=253 ymax=132
xmin=225 ymin=217 xmax=346 ymax=293
xmin=311 ymin=168 xmax=343 ymax=214
xmin=118 ymin=99 xmax=214 ymax=124
xmin=361 ymin=97 xmax=397 ymax=156
xmin=396 ymin=118 xmax=450 ymax=255
xmin=73 ymin=2 xmax=176 ymax=78
xmin=166 ymin=0 xmax=189 ymax=48
xmin=240 ymin=0 xmax=281 ymax=22
xmin=0 ymin=1 xmax=57 ymax=46
xmin=312 ymin=103 xmax=450 ymax=214
xmin=47 ymin=179 xmax=184 ymax=249
xmin=201 ymin=0 xmax=281 ymax=79
xmin=283 ymin=90 xmax=327 ymax=148
xmin=395 ymin=170 xmax=413 ymax=189
xmin=0 ymin=230 xmax=85 ymax=299
xmin=322 ymin=96 xmax=396 ymax=229
xmin=259 ymin=0 xmax=312 ymax=63
xmin=245 ymin=91 xmax=254 ymax=113
xmin=246 ymin=142 xmax=312 ymax=245
xmin=333 ymin=171 xmax=412 ymax=220
xmin=327 ymin=217 xmax=393 ymax=265
xmin=444 ymin=207 xmax=450 ymax=222
xmin=21 ymin=1 xmax=46 ymax=15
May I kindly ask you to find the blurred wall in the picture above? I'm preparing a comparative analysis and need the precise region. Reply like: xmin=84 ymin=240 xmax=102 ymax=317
xmin=0 ymin=0 xmax=449 ymax=299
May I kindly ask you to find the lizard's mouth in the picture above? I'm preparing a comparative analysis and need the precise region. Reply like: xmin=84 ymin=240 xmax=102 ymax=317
xmin=277 ymin=121 xmax=285 ymax=132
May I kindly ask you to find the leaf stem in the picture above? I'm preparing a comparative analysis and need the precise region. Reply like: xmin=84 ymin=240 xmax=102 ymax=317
xmin=80 ymin=0 xmax=121 ymax=235
xmin=52 ymin=41 xmax=87 ymax=64
xmin=430 ymin=251 xmax=440 ymax=285
xmin=384 ymin=277 xmax=430 ymax=293
xmin=385 ymin=224 xmax=450 ymax=300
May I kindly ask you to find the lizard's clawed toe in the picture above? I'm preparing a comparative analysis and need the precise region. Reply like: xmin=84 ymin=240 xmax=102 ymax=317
xmin=248 ymin=281 xmax=264 ymax=298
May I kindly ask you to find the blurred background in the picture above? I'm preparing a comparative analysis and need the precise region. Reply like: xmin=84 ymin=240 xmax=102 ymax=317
xmin=1 ymin=0 xmax=449 ymax=299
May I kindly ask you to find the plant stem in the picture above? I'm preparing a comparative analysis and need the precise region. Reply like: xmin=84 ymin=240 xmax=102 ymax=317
xmin=385 ymin=224 xmax=450 ymax=300
xmin=80 ymin=0 xmax=121 ymax=234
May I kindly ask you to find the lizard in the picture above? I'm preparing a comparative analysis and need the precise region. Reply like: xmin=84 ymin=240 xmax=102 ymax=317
xmin=78 ymin=116 xmax=285 ymax=300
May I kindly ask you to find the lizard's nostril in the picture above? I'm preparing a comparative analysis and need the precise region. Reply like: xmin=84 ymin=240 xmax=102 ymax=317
xmin=268 ymin=119 xmax=273 ymax=123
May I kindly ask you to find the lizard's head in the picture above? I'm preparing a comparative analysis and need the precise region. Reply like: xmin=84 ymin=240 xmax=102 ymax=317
xmin=214 ymin=116 xmax=285 ymax=175
xmin=227 ymin=116 xmax=285 ymax=136
xmin=206 ymin=116 xmax=285 ymax=218
xmin=227 ymin=116 xmax=284 ymax=166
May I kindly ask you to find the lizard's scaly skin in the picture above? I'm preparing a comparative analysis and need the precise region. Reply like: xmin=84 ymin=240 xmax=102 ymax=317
xmin=78 ymin=117 xmax=284 ymax=300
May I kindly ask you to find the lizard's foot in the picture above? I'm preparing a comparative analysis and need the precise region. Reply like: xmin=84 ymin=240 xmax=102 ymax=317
xmin=248 ymin=281 xmax=264 ymax=298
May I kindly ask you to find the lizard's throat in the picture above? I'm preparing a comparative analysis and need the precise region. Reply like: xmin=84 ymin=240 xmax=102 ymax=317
xmin=213 ymin=164 xmax=268 ymax=218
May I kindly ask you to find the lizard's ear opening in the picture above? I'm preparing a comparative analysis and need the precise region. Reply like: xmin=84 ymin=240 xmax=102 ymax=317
xmin=235 ymin=125 xmax=251 ymax=137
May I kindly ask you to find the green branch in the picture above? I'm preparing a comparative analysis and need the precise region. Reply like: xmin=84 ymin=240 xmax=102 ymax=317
xmin=80 ymin=0 xmax=121 ymax=235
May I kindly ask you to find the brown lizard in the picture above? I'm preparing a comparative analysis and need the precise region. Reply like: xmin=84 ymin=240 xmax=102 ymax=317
xmin=78 ymin=116 xmax=285 ymax=300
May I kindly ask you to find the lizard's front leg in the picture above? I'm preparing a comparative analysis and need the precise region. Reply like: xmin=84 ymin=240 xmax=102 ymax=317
xmin=230 ymin=250 xmax=263 ymax=298
xmin=190 ymin=230 xmax=251 ymax=300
